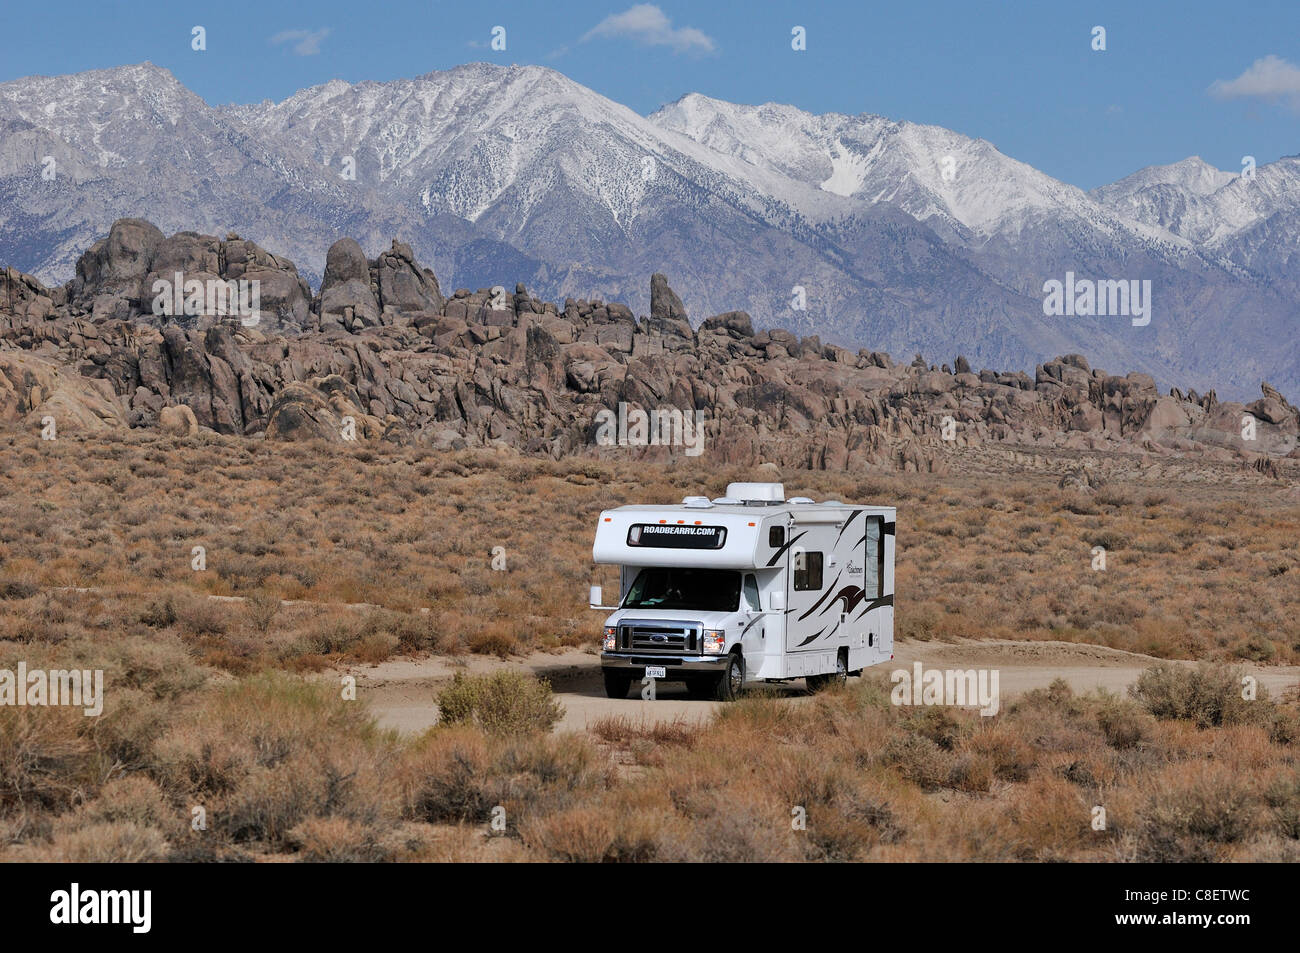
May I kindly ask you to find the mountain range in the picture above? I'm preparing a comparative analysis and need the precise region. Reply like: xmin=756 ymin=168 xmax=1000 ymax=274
xmin=0 ymin=61 xmax=1295 ymax=399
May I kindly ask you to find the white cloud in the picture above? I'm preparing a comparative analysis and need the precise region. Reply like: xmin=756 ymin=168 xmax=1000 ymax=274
xmin=1210 ymin=54 xmax=1300 ymax=109
xmin=581 ymin=4 xmax=714 ymax=54
xmin=271 ymin=28 xmax=331 ymax=56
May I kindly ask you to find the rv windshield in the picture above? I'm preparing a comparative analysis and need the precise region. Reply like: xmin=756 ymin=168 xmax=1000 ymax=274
xmin=621 ymin=568 xmax=741 ymax=613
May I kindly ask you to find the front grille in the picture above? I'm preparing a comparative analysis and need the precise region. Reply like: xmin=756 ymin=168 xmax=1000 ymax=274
xmin=619 ymin=620 xmax=702 ymax=653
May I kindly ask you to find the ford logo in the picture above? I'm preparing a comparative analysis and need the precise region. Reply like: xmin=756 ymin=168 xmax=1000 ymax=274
xmin=652 ymin=635 xmax=667 ymax=642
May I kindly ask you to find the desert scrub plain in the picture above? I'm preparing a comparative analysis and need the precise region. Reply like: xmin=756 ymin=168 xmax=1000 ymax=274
xmin=1 ymin=429 xmax=1298 ymax=861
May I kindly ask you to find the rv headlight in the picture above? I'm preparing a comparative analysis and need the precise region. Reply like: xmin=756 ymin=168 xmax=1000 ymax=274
xmin=603 ymin=626 xmax=617 ymax=652
xmin=703 ymin=629 xmax=726 ymax=654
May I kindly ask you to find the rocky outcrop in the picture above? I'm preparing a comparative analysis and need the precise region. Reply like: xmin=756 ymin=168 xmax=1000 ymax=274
xmin=66 ymin=220 xmax=311 ymax=333
xmin=317 ymin=237 xmax=445 ymax=333
xmin=317 ymin=238 xmax=380 ymax=331
xmin=158 ymin=403 xmax=198 ymax=437
xmin=2 ymin=220 xmax=1296 ymax=477
xmin=0 ymin=351 xmax=127 ymax=433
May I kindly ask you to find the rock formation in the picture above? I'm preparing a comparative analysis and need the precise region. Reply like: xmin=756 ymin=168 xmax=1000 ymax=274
xmin=2 ymin=220 xmax=1297 ymax=474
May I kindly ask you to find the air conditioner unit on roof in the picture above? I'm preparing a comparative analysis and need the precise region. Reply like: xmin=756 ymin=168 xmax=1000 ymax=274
xmin=724 ymin=482 xmax=785 ymax=503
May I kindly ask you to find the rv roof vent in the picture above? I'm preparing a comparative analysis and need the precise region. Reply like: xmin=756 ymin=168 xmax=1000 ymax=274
xmin=788 ymin=496 xmax=815 ymax=504
xmin=712 ymin=497 xmax=741 ymax=505
xmin=724 ymin=482 xmax=785 ymax=503
xmin=682 ymin=496 xmax=713 ymax=508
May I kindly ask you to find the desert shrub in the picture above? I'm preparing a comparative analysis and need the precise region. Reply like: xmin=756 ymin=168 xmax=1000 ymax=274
xmin=108 ymin=635 xmax=209 ymax=700
xmin=1263 ymin=770 xmax=1300 ymax=840
xmin=78 ymin=774 xmax=173 ymax=833
xmin=286 ymin=817 xmax=391 ymax=862
xmin=0 ymin=580 xmax=40 ymax=600
xmin=150 ymin=673 xmax=396 ymax=847
xmin=173 ymin=594 xmax=229 ymax=636
xmin=900 ymin=706 xmax=969 ymax=750
xmin=399 ymin=728 xmax=494 ymax=824
xmin=362 ymin=609 xmax=434 ymax=653
xmin=896 ymin=604 xmax=940 ymax=641
xmin=1086 ymin=530 xmax=1129 ymax=550
xmin=296 ymin=617 xmax=361 ymax=656
xmin=18 ymin=821 xmax=167 ymax=863
xmin=1005 ymin=775 xmax=1093 ymax=860
xmin=965 ymin=723 xmax=1036 ymax=782
xmin=589 ymin=715 xmax=698 ymax=749
xmin=879 ymin=734 xmax=952 ymax=790
xmin=0 ymin=705 xmax=100 ymax=813
xmin=436 ymin=671 xmax=563 ymax=736
xmin=399 ymin=727 xmax=606 ymax=829
xmin=138 ymin=591 xmax=179 ymax=627
xmin=1138 ymin=765 xmax=1258 ymax=862
xmin=946 ymin=753 xmax=995 ymax=793
xmin=1095 ymin=694 xmax=1153 ymax=749
xmin=520 ymin=805 xmax=618 ymax=862
xmin=243 ymin=591 xmax=282 ymax=634
xmin=1230 ymin=633 xmax=1277 ymax=662
xmin=1130 ymin=662 xmax=1262 ymax=728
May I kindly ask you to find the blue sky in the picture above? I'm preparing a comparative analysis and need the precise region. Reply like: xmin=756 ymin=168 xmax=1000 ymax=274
xmin=1 ymin=0 xmax=1296 ymax=188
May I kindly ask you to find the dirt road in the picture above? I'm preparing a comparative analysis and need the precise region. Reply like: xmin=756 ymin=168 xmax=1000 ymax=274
xmin=338 ymin=639 xmax=1300 ymax=735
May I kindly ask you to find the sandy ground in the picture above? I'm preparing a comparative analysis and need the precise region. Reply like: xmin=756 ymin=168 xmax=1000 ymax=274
xmin=334 ymin=639 xmax=1300 ymax=736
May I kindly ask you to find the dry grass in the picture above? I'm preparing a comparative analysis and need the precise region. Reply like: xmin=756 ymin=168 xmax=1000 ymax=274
xmin=1 ymin=431 xmax=1298 ymax=861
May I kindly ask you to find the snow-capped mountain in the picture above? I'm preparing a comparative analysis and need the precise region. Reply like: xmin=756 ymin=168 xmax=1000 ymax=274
xmin=0 ymin=61 xmax=1295 ymax=399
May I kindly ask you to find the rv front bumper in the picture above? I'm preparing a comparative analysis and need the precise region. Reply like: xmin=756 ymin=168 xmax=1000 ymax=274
xmin=601 ymin=653 xmax=729 ymax=675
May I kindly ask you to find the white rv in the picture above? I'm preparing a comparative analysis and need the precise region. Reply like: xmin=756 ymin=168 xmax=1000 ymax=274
xmin=589 ymin=482 xmax=895 ymax=700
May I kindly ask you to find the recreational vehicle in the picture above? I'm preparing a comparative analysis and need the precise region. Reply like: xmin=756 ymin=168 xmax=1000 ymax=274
xmin=589 ymin=483 xmax=895 ymax=700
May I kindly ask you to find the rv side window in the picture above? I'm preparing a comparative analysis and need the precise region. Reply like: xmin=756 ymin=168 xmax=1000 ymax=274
xmin=768 ymin=526 xmax=784 ymax=548
xmin=793 ymin=551 xmax=823 ymax=591
xmin=864 ymin=516 xmax=883 ymax=598
xmin=743 ymin=574 xmax=761 ymax=611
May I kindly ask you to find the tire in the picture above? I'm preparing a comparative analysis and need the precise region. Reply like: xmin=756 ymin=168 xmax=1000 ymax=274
xmin=713 ymin=653 xmax=744 ymax=702
xmin=830 ymin=651 xmax=848 ymax=688
xmin=603 ymin=672 xmax=632 ymax=699
xmin=807 ymin=653 xmax=848 ymax=693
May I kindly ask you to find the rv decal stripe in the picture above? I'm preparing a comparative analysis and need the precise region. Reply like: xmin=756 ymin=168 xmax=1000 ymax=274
xmin=883 ymin=521 xmax=896 ymax=536
xmin=835 ymin=510 xmax=862 ymax=543
xmin=796 ymin=624 xmax=831 ymax=648
xmin=740 ymin=616 xmax=764 ymax=637
xmin=765 ymin=531 xmax=806 ymax=567
xmin=819 ymin=584 xmax=866 ymax=617
xmin=853 ymin=594 xmax=894 ymax=619
xmin=797 ymin=570 xmax=843 ymax=620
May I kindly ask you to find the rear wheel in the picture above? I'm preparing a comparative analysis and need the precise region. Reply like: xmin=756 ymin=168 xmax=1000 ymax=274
xmin=713 ymin=653 xmax=744 ymax=702
xmin=830 ymin=651 xmax=848 ymax=688
xmin=603 ymin=672 xmax=632 ymax=699
xmin=807 ymin=653 xmax=848 ymax=693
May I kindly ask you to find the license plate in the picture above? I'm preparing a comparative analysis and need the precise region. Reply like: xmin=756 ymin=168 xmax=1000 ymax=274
xmin=644 ymin=666 xmax=666 ymax=679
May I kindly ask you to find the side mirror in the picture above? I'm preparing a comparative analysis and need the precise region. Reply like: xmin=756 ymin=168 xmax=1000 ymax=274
xmin=770 ymin=592 xmax=786 ymax=612
xmin=588 ymin=585 xmax=602 ymax=608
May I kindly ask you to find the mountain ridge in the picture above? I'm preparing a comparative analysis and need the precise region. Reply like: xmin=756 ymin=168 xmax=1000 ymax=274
xmin=0 ymin=61 xmax=1295 ymax=400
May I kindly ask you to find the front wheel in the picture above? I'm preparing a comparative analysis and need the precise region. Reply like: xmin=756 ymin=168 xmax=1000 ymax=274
xmin=713 ymin=653 xmax=744 ymax=702
xmin=603 ymin=672 xmax=632 ymax=699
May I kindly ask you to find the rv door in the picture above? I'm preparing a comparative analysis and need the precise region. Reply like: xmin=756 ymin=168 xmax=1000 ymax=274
xmin=783 ymin=522 xmax=840 ymax=652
